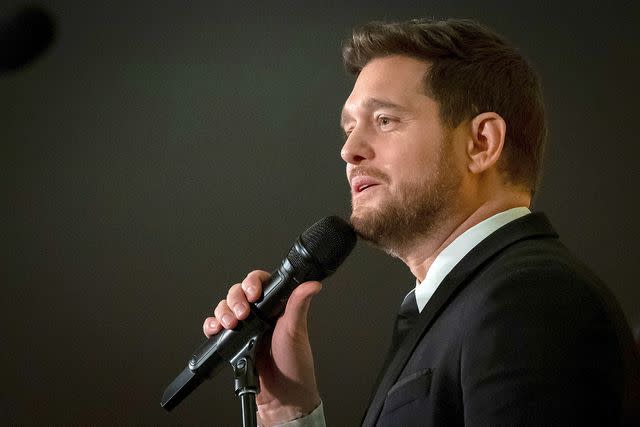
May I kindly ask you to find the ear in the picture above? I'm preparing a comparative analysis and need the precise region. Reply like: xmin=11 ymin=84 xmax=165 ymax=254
xmin=466 ymin=112 xmax=506 ymax=175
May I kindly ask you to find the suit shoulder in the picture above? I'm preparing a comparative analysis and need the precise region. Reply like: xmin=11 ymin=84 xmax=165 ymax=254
xmin=477 ymin=236 xmax=610 ymax=303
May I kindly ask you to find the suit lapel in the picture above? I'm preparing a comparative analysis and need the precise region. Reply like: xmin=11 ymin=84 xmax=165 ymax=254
xmin=361 ymin=212 xmax=558 ymax=426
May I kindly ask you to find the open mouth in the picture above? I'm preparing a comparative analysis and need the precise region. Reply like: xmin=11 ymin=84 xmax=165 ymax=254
xmin=350 ymin=175 xmax=382 ymax=195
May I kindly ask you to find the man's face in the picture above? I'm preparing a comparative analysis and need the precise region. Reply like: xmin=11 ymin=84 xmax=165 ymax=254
xmin=340 ymin=55 xmax=462 ymax=253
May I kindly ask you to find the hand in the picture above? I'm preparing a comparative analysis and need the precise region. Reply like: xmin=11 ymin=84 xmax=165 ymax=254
xmin=203 ymin=270 xmax=322 ymax=426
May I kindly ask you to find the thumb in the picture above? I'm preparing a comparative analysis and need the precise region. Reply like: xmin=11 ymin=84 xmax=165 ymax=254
xmin=281 ymin=281 xmax=322 ymax=334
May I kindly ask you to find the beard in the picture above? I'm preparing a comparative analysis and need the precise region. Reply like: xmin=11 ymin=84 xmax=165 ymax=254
xmin=350 ymin=141 xmax=460 ymax=256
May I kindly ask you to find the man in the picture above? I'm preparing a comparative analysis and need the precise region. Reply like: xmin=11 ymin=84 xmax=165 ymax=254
xmin=203 ymin=19 xmax=640 ymax=426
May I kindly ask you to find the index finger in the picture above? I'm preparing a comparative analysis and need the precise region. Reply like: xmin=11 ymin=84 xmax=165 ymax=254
xmin=241 ymin=270 xmax=271 ymax=302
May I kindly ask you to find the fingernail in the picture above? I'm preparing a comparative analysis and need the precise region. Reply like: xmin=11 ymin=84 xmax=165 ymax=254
xmin=222 ymin=314 xmax=233 ymax=328
xmin=246 ymin=286 xmax=256 ymax=296
xmin=233 ymin=304 xmax=246 ymax=317
xmin=209 ymin=321 xmax=217 ymax=330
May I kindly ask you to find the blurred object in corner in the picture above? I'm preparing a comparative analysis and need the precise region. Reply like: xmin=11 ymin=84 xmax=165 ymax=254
xmin=0 ymin=5 xmax=55 ymax=74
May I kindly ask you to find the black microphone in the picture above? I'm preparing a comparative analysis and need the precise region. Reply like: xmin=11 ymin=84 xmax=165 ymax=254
xmin=161 ymin=216 xmax=357 ymax=411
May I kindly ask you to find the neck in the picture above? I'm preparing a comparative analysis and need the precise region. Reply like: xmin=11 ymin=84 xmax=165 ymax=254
xmin=395 ymin=195 xmax=530 ymax=282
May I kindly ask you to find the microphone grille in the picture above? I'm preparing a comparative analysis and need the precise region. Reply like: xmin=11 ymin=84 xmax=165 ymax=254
xmin=299 ymin=216 xmax=357 ymax=274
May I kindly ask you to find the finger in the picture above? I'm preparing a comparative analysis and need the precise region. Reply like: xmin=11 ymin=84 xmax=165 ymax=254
xmin=203 ymin=316 xmax=222 ymax=337
xmin=226 ymin=283 xmax=250 ymax=320
xmin=241 ymin=270 xmax=270 ymax=302
xmin=281 ymin=281 xmax=323 ymax=334
xmin=214 ymin=299 xmax=238 ymax=329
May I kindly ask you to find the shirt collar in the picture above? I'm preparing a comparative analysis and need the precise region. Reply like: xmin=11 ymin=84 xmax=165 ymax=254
xmin=414 ymin=207 xmax=531 ymax=312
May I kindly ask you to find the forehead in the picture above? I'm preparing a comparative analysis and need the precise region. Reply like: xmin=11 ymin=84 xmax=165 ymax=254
xmin=341 ymin=55 xmax=431 ymax=121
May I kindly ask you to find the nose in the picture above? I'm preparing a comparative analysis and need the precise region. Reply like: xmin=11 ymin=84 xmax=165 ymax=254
xmin=340 ymin=127 xmax=374 ymax=165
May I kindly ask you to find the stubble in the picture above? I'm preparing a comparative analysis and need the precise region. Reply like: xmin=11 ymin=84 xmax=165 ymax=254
xmin=350 ymin=136 xmax=460 ymax=256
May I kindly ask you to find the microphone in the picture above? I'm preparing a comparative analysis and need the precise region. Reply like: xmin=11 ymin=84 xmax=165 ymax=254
xmin=161 ymin=216 xmax=357 ymax=411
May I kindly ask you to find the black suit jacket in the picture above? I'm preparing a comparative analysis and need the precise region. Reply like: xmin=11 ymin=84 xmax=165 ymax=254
xmin=362 ymin=213 xmax=640 ymax=426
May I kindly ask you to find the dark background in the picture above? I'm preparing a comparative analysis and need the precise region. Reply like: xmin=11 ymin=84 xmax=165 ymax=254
xmin=2 ymin=0 xmax=639 ymax=425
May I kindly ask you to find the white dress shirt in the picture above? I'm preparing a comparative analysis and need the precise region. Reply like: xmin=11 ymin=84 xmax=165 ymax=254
xmin=415 ymin=206 xmax=531 ymax=312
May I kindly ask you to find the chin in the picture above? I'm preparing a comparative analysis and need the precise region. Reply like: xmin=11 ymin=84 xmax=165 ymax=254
xmin=349 ymin=205 xmax=386 ymax=241
xmin=349 ymin=202 xmax=376 ymax=228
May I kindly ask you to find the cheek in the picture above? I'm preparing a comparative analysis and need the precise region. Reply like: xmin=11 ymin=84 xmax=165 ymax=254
xmin=394 ymin=150 xmax=435 ymax=183
xmin=387 ymin=162 xmax=427 ymax=196
xmin=379 ymin=131 xmax=442 ymax=185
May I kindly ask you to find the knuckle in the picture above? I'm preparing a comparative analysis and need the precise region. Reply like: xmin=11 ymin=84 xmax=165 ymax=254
xmin=247 ymin=269 xmax=268 ymax=281
xmin=243 ymin=270 xmax=267 ymax=288
xmin=214 ymin=300 xmax=228 ymax=318
xmin=227 ymin=283 xmax=243 ymax=301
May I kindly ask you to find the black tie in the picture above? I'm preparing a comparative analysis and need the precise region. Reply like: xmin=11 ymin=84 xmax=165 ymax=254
xmin=362 ymin=288 xmax=421 ymax=424
xmin=391 ymin=289 xmax=419 ymax=349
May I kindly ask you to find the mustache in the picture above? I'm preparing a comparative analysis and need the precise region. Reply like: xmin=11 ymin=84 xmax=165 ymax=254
xmin=348 ymin=166 xmax=390 ymax=184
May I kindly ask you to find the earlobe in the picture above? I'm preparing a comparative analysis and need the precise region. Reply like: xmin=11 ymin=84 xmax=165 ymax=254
xmin=467 ymin=112 xmax=506 ymax=174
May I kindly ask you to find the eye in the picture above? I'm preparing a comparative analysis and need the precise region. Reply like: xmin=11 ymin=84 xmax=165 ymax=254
xmin=377 ymin=115 xmax=394 ymax=128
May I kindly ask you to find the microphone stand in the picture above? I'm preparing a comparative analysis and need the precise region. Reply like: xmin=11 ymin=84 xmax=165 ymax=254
xmin=230 ymin=337 xmax=260 ymax=427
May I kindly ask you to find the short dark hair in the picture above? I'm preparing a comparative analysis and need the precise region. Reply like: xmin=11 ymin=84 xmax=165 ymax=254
xmin=342 ymin=18 xmax=546 ymax=194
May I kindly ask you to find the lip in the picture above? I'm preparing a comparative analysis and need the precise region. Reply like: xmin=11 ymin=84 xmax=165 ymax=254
xmin=350 ymin=175 xmax=381 ymax=195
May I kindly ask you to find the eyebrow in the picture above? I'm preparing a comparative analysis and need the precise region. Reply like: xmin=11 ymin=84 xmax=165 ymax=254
xmin=340 ymin=98 xmax=407 ymax=129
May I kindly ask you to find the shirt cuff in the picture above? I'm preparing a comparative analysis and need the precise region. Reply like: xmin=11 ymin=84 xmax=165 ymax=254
xmin=272 ymin=401 xmax=326 ymax=427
